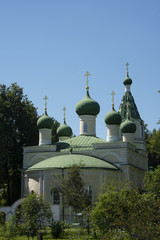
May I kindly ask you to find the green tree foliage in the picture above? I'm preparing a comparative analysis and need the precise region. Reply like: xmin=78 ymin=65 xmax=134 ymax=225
xmin=0 ymin=83 xmax=39 ymax=205
xmin=21 ymin=193 xmax=52 ymax=238
xmin=51 ymin=220 xmax=65 ymax=239
xmin=90 ymin=182 xmax=160 ymax=240
xmin=51 ymin=120 xmax=60 ymax=143
xmin=146 ymin=128 xmax=160 ymax=168
xmin=144 ymin=165 xmax=160 ymax=198
xmin=0 ymin=212 xmax=5 ymax=226
xmin=61 ymin=164 xmax=91 ymax=212
xmin=0 ymin=83 xmax=60 ymax=206
xmin=3 ymin=214 xmax=23 ymax=240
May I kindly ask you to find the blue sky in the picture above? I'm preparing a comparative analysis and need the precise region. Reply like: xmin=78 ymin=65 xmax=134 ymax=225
xmin=0 ymin=0 xmax=160 ymax=140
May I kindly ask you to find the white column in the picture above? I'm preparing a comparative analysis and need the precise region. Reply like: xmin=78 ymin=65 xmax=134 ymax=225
xmin=43 ymin=175 xmax=46 ymax=196
xmin=24 ymin=175 xmax=28 ymax=197
xmin=39 ymin=174 xmax=43 ymax=195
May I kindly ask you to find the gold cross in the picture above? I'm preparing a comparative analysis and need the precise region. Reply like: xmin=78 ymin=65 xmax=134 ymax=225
xmin=126 ymin=102 xmax=130 ymax=118
xmin=84 ymin=71 xmax=91 ymax=90
xmin=62 ymin=107 xmax=66 ymax=122
xmin=126 ymin=62 xmax=129 ymax=75
xmin=43 ymin=96 xmax=48 ymax=112
xmin=111 ymin=91 xmax=116 ymax=107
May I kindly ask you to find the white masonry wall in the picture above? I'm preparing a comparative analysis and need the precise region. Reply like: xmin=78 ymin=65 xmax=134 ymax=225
xmin=39 ymin=128 xmax=52 ymax=145
xmin=79 ymin=115 xmax=96 ymax=136
xmin=107 ymin=125 xmax=120 ymax=142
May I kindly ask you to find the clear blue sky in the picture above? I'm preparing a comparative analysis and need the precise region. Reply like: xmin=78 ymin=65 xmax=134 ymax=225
xmin=0 ymin=0 xmax=160 ymax=140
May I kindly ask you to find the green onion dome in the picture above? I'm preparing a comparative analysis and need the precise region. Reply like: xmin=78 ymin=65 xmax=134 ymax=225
xmin=37 ymin=112 xmax=53 ymax=129
xmin=120 ymin=118 xmax=136 ymax=133
xmin=104 ymin=107 xmax=122 ymax=125
xmin=123 ymin=74 xmax=132 ymax=85
xmin=56 ymin=121 xmax=72 ymax=137
xmin=75 ymin=90 xmax=100 ymax=116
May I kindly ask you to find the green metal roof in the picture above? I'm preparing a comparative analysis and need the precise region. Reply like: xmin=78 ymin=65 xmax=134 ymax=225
xmin=56 ymin=135 xmax=106 ymax=152
xmin=26 ymin=154 xmax=118 ymax=171
xmin=119 ymin=91 xmax=141 ymax=120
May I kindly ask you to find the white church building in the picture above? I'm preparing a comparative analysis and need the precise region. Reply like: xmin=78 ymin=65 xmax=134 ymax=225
xmin=1 ymin=67 xmax=148 ymax=220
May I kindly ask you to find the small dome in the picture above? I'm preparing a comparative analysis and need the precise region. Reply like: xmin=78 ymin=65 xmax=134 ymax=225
xmin=56 ymin=122 xmax=72 ymax=137
xmin=37 ymin=112 xmax=53 ymax=129
xmin=104 ymin=107 xmax=122 ymax=125
xmin=76 ymin=90 xmax=100 ymax=116
xmin=120 ymin=118 xmax=136 ymax=133
xmin=123 ymin=74 xmax=132 ymax=85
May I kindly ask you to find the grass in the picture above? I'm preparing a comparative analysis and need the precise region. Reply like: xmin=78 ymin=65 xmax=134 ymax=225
xmin=0 ymin=227 xmax=92 ymax=240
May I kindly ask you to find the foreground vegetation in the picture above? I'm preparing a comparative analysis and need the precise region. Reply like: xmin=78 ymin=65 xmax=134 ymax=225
xmin=0 ymin=166 xmax=160 ymax=240
xmin=0 ymin=226 xmax=90 ymax=240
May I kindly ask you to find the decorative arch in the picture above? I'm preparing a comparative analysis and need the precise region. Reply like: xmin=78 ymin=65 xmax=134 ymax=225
xmin=0 ymin=198 xmax=24 ymax=221
xmin=0 ymin=208 xmax=12 ymax=221
xmin=100 ymin=151 xmax=121 ymax=163
xmin=11 ymin=198 xmax=24 ymax=213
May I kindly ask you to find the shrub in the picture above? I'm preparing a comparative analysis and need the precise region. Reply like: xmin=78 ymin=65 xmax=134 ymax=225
xmin=51 ymin=220 xmax=65 ymax=239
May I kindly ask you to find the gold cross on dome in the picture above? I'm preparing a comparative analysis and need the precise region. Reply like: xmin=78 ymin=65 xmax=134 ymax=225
xmin=84 ymin=71 xmax=91 ymax=90
xmin=111 ymin=91 xmax=116 ymax=107
xmin=62 ymin=106 xmax=66 ymax=122
xmin=126 ymin=62 xmax=129 ymax=75
xmin=43 ymin=96 xmax=48 ymax=112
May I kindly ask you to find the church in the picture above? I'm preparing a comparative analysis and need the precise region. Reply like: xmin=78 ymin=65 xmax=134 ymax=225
xmin=21 ymin=65 xmax=148 ymax=220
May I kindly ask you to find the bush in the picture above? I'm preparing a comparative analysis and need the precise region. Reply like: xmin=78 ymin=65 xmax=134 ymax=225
xmin=0 ymin=212 xmax=5 ymax=226
xmin=3 ymin=214 xmax=25 ymax=240
xmin=51 ymin=220 xmax=65 ymax=239
xmin=90 ymin=182 xmax=160 ymax=240
xmin=21 ymin=193 xmax=52 ymax=238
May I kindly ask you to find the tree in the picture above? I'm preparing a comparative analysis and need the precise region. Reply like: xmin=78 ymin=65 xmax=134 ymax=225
xmin=146 ymin=128 xmax=160 ymax=168
xmin=0 ymin=83 xmax=60 ymax=205
xmin=144 ymin=165 xmax=160 ymax=198
xmin=61 ymin=164 xmax=91 ymax=212
xmin=90 ymin=182 xmax=160 ymax=239
xmin=21 ymin=193 xmax=52 ymax=238
xmin=0 ymin=83 xmax=39 ymax=205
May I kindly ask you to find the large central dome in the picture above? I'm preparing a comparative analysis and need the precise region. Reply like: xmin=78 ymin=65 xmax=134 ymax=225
xmin=75 ymin=90 xmax=100 ymax=116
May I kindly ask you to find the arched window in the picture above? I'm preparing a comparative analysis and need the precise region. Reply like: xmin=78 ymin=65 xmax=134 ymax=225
xmin=51 ymin=188 xmax=60 ymax=205
xmin=84 ymin=123 xmax=88 ymax=133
